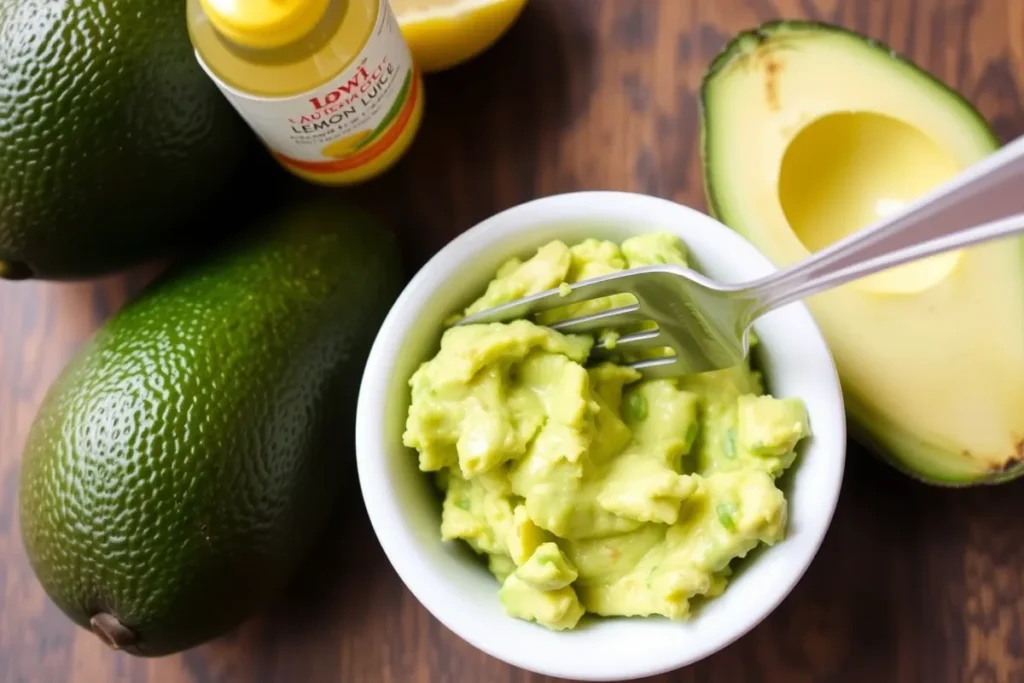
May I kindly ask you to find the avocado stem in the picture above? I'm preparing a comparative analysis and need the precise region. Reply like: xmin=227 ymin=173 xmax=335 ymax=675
xmin=90 ymin=613 xmax=137 ymax=650
xmin=0 ymin=260 xmax=32 ymax=280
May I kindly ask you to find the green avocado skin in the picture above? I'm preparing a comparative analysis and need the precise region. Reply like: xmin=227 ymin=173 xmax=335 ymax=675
xmin=18 ymin=198 xmax=403 ymax=656
xmin=0 ymin=0 xmax=260 ymax=279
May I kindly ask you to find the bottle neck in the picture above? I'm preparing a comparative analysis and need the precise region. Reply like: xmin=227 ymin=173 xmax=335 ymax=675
xmin=202 ymin=0 xmax=345 ymax=52
xmin=213 ymin=0 xmax=347 ymax=63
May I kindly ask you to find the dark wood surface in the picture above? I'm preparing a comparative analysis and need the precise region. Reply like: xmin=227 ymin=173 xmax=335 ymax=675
xmin=2 ymin=0 xmax=1024 ymax=681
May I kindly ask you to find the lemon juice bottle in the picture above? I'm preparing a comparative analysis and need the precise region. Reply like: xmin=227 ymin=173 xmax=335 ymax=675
xmin=187 ymin=0 xmax=424 ymax=185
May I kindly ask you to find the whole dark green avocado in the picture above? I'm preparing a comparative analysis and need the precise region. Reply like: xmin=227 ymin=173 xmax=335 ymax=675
xmin=0 ymin=0 xmax=259 ymax=280
xmin=18 ymin=197 xmax=403 ymax=656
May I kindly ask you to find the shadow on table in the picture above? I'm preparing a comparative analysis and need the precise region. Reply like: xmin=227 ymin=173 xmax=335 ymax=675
xmin=177 ymin=453 xmax=390 ymax=682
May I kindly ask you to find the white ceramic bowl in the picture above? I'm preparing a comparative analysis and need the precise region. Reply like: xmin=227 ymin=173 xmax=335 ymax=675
xmin=355 ymin=191 xmax=846 ymax=681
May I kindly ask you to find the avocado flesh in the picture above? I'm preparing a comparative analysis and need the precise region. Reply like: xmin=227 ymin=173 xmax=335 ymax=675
xmin=701 ymin=21 xmax=1024 ymax=485
xmin=18 ymin=197 xmax=403 ymax=655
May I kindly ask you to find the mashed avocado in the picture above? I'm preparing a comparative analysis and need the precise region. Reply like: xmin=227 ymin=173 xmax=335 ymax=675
xmin=403 ymin=233 xmax=811 ymax=631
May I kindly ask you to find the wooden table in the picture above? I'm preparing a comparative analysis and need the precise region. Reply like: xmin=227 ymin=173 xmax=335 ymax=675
xmin=2 ymin=0 xmax=1023 ymax=681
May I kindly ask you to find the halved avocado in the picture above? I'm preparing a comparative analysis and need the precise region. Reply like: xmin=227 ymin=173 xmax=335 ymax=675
xmin=700 ymin=21 xmax=1024 ymax=485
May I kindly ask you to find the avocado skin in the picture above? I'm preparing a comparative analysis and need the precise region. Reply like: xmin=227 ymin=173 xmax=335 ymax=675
xmin=18 ymin=197 xmax=403 ymax=656
xmin=0 ymin=0 xmax=261 ymax=280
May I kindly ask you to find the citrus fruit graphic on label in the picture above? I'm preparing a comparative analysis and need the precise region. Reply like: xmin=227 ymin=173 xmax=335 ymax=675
xmin=322 ymin=130 xmax=374 ymax=157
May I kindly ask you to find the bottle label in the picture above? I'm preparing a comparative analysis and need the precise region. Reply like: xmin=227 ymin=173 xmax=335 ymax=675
xmin=196 ymin=0 xmax=420 ymax=175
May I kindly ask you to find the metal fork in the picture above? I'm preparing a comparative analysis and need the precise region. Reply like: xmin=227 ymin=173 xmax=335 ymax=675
xmin=455 ymin=134 xmax=1024 ymax=378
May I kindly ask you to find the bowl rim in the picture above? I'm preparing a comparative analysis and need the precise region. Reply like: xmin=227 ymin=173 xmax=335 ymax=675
xmin=355 ymin=190 xmax=847 ymax=681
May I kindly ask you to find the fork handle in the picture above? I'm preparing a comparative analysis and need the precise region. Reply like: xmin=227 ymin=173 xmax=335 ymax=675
xmin=747 ymin=133 xmax=1024 ymax=315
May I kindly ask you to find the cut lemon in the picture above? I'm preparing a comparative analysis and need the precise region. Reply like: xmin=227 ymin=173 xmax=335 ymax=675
xmin=392 ymin=0 xmax=529 ymax=73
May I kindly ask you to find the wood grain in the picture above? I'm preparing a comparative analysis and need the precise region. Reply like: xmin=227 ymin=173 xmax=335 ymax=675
xmin=2 ymin=0 xmax=1023 ymax=681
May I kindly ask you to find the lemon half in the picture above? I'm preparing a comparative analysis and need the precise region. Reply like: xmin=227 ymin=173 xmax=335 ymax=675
xmin=393 ymin=0 xmax=528 ymax=73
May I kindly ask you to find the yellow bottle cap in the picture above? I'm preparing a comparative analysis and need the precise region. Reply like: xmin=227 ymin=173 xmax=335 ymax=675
xmin=200 ymin=0 xmax=331 ymax=49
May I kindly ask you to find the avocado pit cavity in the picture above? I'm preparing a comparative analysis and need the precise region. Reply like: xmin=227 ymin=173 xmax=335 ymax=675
xmin=779 ymin=111 xmax=963 ymax=294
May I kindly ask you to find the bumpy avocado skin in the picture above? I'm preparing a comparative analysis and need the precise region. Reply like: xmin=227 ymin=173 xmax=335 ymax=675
xmin=0 ymin=0 xmax=263 ymax=279
xmin=18 ymin=197 xmax=403 ymax=655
